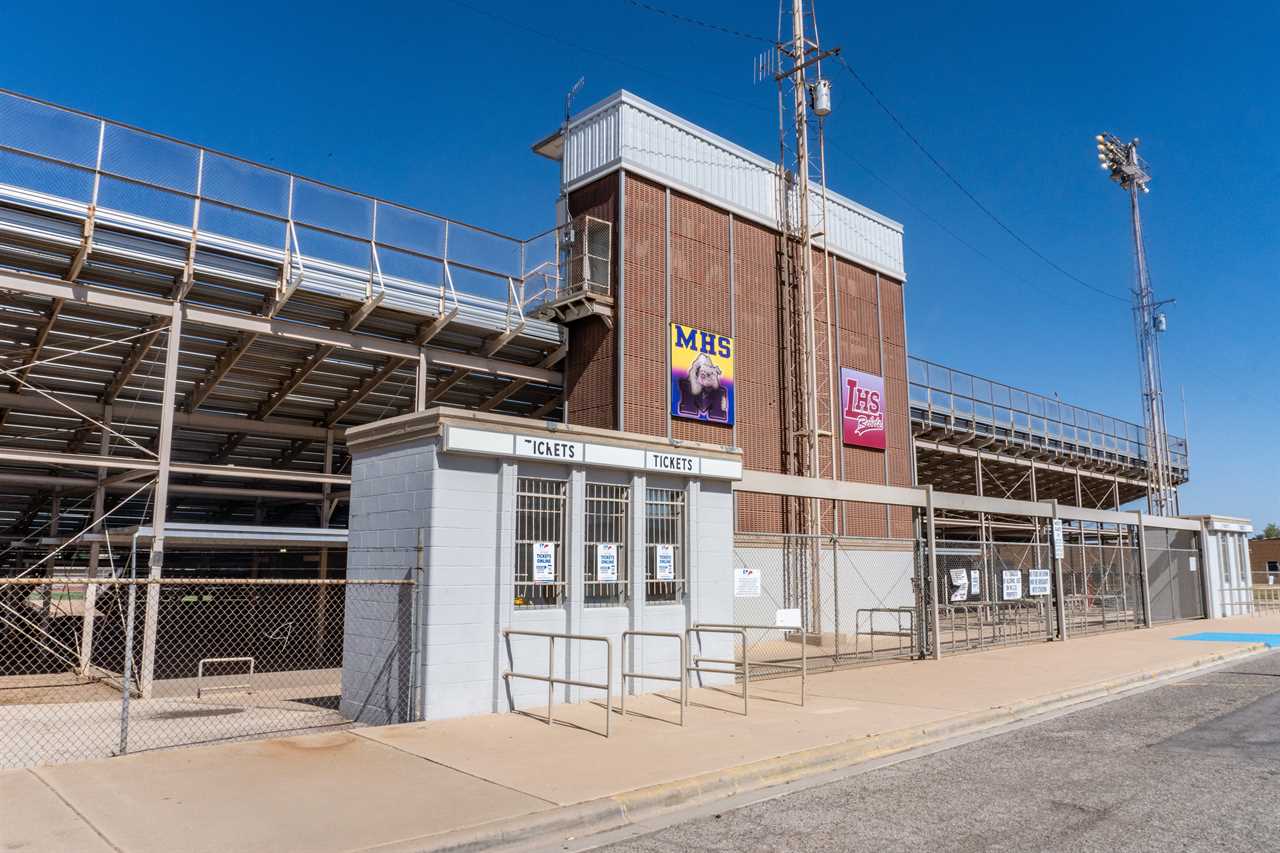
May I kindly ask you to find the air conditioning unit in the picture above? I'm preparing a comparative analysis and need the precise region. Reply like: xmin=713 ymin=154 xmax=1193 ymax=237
xmin=567 ymin=215 xmax=611 ymax=296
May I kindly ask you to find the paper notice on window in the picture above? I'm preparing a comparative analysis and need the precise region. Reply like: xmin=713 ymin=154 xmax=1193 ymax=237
xmin=1002 ymin=570 xmax=1023 ymax=600
xmin=596 ymin=543 xmax=618 ymax=582
xmin=656 ymin=544 xmax=675 ymax=580
xmin=532 ymin=542 xmax=555 ymax=583
xmin=734 ymin=567 xmax=761 ymax=598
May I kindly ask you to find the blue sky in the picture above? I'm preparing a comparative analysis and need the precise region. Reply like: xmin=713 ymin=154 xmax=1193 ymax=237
xmin=4 ymin=1 xmax=1275 ymax=528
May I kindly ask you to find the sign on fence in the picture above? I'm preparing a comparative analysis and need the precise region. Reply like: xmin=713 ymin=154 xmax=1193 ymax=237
xmin=734 ymin=567 xmax=761 ymax=597
xmin=533 ymin=542 xmax=555 ymax=583
xmin=969 ymin=569 xmax=981 ymax=597
xmin=949 ymin=568 xmax=969 ymax=602
xmin=1028 ymin=569 xmax=1052 ymax=597
xmin=1002 ymin=570 xmax=1023 ymax=600
xmin=596 ymin=543 xmax=618 ymax=582
xmin=775 ymin=608 xmax=802 ymax=628
xmin=1052 ymin=519 xmax=1065 ymax=560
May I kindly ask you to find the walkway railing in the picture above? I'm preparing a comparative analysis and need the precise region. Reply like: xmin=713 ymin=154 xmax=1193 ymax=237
xmin=502 ymin=629 xmax=613 ymax=737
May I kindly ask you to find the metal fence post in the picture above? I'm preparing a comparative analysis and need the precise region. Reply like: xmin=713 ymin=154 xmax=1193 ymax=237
xmin=1137 ymin=511 xmax=1153 ymax=628
xmin=1051 ymin=500 xmax=1068 ymax=641
xmin=925 ymin=485 xmax=941 ymax=660
xmin=118 ymin=580 xmax=137 ymax=756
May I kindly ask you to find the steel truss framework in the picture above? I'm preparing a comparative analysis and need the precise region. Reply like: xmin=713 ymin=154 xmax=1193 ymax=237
xmin=0 ymin=89 xmax=567 ymax=552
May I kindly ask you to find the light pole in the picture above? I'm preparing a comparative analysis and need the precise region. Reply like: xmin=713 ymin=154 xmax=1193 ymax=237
xmin=1096 ymin=133 xmax=1177 ymax=516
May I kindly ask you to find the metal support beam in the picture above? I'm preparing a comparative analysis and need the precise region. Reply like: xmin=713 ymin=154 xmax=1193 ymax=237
xmin=1137 ymin=510 xmax=1153 ymax=628
xmin=140 ymin=311 xmax=182 ymax=698
xmin=0 ymin=297 xmax=65 ymax=429
xmin=925 ymin=485 xmax=941 ymax=661
xmin=1051 ymin=499 xmax=1067 ymax=641
xmin=78 ymin=404 xmax=110 ymax=675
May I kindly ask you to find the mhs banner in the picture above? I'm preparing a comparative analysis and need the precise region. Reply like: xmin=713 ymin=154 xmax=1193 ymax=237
xmin=670 ymin=323 xmax=734 ymax=426
xmin=840 ymin=367 xmax=886 ymax=450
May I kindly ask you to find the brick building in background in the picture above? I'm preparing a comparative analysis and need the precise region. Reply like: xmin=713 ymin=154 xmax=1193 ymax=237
xmin=534 ymin=91 xmax=912 ymax=541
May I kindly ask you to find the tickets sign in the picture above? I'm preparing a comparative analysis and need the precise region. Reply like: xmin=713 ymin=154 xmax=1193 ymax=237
xmin=840 ymin=368 xmax=886 ymax=450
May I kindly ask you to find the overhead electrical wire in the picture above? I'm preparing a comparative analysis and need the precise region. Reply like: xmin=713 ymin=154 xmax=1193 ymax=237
xmin=621 ymin=1 xmax=1129 ymax=303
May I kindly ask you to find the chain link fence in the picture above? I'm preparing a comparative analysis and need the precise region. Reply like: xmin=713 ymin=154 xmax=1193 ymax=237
xmin=0 ymin=576 xmax=415 ymax=770
xmin=731 ymin=533 xmax=920 ymax=675
xmin=928 ymin=538 xmax=1058 ymax=653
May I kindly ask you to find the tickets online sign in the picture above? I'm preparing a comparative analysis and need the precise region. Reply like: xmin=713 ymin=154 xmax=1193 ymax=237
xmin=840 ymin=368 xmax=886 ymax=450
xmin=670 ymin=323 xmax=734 ymax=426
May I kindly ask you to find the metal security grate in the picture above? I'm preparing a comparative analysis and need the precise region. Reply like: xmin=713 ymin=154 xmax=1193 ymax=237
xmin=645 ymin=488 xmax=686 ymax=603
xmin=584 ymin=483 xmax=629 ymax=606
xmin=568 ymin=215 xmax=612 ymax=295
xmin=515 ymin=477 xmax=567 ymax=608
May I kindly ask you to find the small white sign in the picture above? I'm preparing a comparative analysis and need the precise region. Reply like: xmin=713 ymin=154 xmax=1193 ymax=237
xmin=1188 ymin=556 xmax=1198 ymax=573
xmin=734 ymin=567 xmax=762 ymax=598
xmin=969 ymin=569 xmax=981 ymax=597
xmin=532 ymin=541 xmax=555 ymax=583
xmin=1052 ymin=519 xmax=1065 ymax=560
xmin=1269 ymin=576 xmax=1275 ymax=586
xmin=515 ymin=435 xmax=583 ymax=462
xmin=1002 ymin=570 xmax=1023 ymax=600
xmin=596 ymin=543 xmax=619 ymax=582
xmin=655 ymin=544 xmax=675 ymax=580
xmin=775 ymin=608 xmax=802 ymax=628
xmin=950 ymin=568 xmax=969 ymax=602
xmin=1028 ymin=568 xmax=1052 ymax=597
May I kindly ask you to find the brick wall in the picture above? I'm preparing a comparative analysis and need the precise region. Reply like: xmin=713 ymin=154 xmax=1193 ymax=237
xmin=569 ymin=171 xmax=912 ymax=539
xmin=564 ymin=174 xmax=618 ymax=430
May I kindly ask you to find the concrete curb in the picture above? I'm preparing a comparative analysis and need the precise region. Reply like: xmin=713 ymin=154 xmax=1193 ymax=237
xmin=363 ymin=642 xmax=1268 ymax=853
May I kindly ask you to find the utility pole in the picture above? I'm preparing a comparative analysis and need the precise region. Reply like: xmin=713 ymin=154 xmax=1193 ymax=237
xmin=766 ymin=0 xmax=839 ymax=628
xmin=1096 ymin=134 xmax=1176 ymax=516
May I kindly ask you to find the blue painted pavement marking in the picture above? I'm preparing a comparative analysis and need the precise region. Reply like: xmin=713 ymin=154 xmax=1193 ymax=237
xmin=1175 ymin=632 xmax=1280 ymax=648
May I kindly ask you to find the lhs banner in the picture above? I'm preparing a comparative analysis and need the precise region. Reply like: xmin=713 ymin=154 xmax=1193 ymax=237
xmin=670 ymin=323 xmax=734 ymax=426
xmin=840 ymin=368 xmax=886 ymax=450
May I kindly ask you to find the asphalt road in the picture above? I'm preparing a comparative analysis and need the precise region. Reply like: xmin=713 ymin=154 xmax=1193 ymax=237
xmin=588 ymin=649 xmax=1280 ymax=853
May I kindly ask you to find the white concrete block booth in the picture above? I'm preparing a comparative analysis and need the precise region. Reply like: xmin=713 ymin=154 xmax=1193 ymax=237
xmin=339 ymin=407 xmax=742 ymax=724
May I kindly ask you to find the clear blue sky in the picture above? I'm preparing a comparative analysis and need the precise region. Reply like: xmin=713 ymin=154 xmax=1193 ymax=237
xmin=4 ymin=1 xmax=1275 ymax=528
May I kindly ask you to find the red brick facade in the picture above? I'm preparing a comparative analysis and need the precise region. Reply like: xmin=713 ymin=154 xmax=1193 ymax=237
xmin=565 ymin=172 xmax=912 ymax=539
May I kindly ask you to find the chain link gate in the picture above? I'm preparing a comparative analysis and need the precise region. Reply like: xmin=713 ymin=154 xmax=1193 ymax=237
xmin=0 ymin=575 xmax=416 ymax=770
xmin=732 ymin=533 xmax=921 ymax=675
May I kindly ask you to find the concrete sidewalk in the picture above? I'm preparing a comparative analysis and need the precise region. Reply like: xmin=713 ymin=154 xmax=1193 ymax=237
xmin=4 ymin=614 xmax=1279 ymax=853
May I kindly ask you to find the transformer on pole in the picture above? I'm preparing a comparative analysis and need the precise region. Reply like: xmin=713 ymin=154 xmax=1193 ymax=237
xmin=1095 ymin=133 xmax=1177 ymax=516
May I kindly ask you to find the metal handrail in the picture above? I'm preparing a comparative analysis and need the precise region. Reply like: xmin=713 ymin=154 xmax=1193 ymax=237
xmin=686 ymin=626 xmax=748 ymax=715
xmin=696 ymin=622 xmax=808 ymax=708
xmin=196 ymin=656 xmax=254 ymax=698
xmin=502 ymin=629 xmax=613 ymax=737
xmin=620 ymin=630 xmax=685 ymax=726
xmin=856 ymin=607 xmax=915 ymax=658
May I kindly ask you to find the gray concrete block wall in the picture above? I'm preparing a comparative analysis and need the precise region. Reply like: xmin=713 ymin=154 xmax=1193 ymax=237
xmin=339 ymin=441 xmax=435 ymax=725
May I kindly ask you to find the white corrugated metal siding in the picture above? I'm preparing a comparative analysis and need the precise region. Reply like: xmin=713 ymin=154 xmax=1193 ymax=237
xmin=560 ymin=91 xmax=905 ymax=280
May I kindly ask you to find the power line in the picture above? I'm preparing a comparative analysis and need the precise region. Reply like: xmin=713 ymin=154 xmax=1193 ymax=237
xmin=622 ymin=0 xmax=1128 ymax=303
xmin=831 ymin=55 xmax=1127 ymax=302
xmin=623 ymin=0 xmax=773 ymax=44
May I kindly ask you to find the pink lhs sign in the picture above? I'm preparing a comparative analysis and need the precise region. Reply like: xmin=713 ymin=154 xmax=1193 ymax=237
xmin=840 ymin=368 xmax=886 ymax=450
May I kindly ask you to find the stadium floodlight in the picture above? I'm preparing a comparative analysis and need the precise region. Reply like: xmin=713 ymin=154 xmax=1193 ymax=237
xmin=1094 ymin=132 xmax=1176 ymax=516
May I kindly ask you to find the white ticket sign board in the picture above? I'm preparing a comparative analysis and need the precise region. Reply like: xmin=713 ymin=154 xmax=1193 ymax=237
xmin=596 ymin=543 xmax=618 ymax=582
xmin=532 ymin=542 xmax=555 ymax=583
xmin=734 ymin=567 xmax=762 ymax=598
xmin=655 ymin=544 xmax=675 ymax=580
xmin=1028 ymin=568 xmax=1052 ymax=597
xmin=1002 ymin=569 xmax=1023 ymax=601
